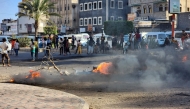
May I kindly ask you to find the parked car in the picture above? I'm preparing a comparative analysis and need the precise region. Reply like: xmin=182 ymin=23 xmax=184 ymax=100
xmin=0 ymin=36 xmax=12 ymax=53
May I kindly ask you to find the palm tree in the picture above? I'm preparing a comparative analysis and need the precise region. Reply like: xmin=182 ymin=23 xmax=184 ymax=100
xmin=16 ymin=0 xmax=60 ymax=40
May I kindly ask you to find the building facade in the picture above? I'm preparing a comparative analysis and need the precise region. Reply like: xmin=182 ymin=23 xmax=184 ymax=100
xmin=79 ymin=0 xmax=130 ymax=33
xmin=1 ymin=19 xmax=18 ymax=35
xmin=128 ymin=0 xmax=190 ymax=32
xmin=49 ymin=0 xmax=79 ymax=34
xmin=17 ymin=0 xmax=47 ymax=35
xmin=177 ymin=12 xmax=190 ymax=31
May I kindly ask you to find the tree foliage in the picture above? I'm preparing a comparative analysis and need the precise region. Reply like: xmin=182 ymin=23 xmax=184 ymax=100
xmin=44 ymin=26 xmax=57 ymax=35
xmin=16 ymin=0 xmax=60 ymax=40
xmin=104 ymin=21 xmax=134 ymax=36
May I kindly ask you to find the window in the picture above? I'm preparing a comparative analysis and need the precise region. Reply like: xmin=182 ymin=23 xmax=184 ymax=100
xmin=88 ymin=18 xmax=92 ymax=24
xmin=80 ymin=3 xmax=83 ymax=11
xmin=118 ymin=1 xmax=123 ymax=9
xmin=98 ymin=17 xmax=102 ymax=25
xmin=84 ymin=3 xmax=88 ymax=11
xmin=60 ymin=7 xmax=62 ymax=11
xmin=93 ymin=1 xmax=97 ymax=10
xmin=148 ymin=5 xmax=152 ymax=13
xmin=110 ymin=0 xmax=115 ymax=8
xmin=88 ymin=2 xmax=92 ymax=10
xmin=165 ymin=4 xmax=168 ymax=11
xmin=68 ymin=5 xmax=70 ymax=10
xmin=110 ymin=16 xmax=114 ymax=21
xmin=19 ymin=24 xmax=22 ymax=29
xmin=68 ymin=19 xmax=69 ymax=24
xmin=57 ymin=8 xmax=59 ymax=12
xmin=188 ymin=7 xmax=190 ymax=12
xmin=180 ymin=7 xmax=182 ymax=12
xmin=143 ymin=5 xmax=147 ymax=13
xmin=137 ymin=7 xmax=141 ymax=14
xmin=98 ymin=1 xmax=102 ymax=9
xmin=65 ymin=6 xmax=66 ymax=10
xmin=65 ymin=19 xmax=66 ymax=24
xmin=93 ymin=17 xmax=97 ymax=25
xmin=159 ymin=4 xmax=163 ymax=11
xmin=84 ymin=18 xmax=88 ymax=26
xmin=118 ymin=17 xmax=123 ymax=21
xmin=80 ymin=18 xmax=83 ymax=26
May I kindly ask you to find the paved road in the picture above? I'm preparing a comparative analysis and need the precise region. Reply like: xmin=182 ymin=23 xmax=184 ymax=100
xmin=0 ymin=48 xmax=93 ymax=109
xmin=0 ymin=83 xmax=89 ymax=109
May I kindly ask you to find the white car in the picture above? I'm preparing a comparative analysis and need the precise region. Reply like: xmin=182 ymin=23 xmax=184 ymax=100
xmin=0 ymin=36 xmax=12 ymax=54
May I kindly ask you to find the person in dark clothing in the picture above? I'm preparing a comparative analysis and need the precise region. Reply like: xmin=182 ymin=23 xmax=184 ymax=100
xmin=54 ymin=35 xmax=59 ymax=49
xmin=59 ymin=38 xmax=64 ymax=55
xmin=100 ymin=36 xmax=105 ymax=53
xmin=71 ymin=35 xmax=75 ymax=50
xmin=96 ymin=38 xmax=100 ymax=53
xmin=120 ymin=34 xmax=124 ymax=48
xmin=63 ymin=37 xmax=67 ymax=55
xmin=164 ymin=37 xmax=170 ymax=46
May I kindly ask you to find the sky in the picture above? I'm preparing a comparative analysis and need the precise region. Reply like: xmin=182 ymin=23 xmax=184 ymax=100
xmin=0 ymin=0 xmax=21 ymax=23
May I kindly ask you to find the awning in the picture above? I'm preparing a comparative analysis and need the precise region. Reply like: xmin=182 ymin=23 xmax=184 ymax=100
xmin=153 ymin=0 xmax=167 ymax=3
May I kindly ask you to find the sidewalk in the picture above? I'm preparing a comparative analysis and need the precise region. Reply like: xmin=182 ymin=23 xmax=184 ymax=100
xmin=0 ymin=83 xmax=89 ymax=109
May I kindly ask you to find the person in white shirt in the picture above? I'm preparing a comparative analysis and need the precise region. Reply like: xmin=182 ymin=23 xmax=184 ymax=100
xmin=0 ymin=38 xmax=11 ymax=67
xmin=14 ymin=39 xmax=19 ymax=56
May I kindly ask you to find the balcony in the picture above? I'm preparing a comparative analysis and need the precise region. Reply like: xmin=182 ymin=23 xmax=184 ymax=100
xmin=129 ymin=0 xmax=167 ymax=6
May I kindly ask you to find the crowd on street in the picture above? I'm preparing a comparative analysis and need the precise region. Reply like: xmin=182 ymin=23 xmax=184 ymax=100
xmin=0 ymin=30 xmax=189 ymax=66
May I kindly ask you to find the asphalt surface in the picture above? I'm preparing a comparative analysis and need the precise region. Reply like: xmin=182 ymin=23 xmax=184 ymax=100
xmin=0 ymin=48 xmax=94 ymax=109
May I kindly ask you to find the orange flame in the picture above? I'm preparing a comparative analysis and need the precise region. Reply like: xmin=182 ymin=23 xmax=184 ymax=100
xmin=10 ymin=79 xmax=14 ymax=83
xmin=182 ymin=55 xmax=188 ymax=62
xmin=26 ymin=70 xmax=41 ymax=79
xmin=93 ymin=62 xmax=113 ymax=75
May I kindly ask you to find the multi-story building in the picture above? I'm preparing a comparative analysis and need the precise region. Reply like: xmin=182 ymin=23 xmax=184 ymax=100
xmin=79 ymin=0 xmax=130 ymax=33
xmin=1 ymin=19 xmax=18 ymax=35
xmin=128 ymin=0 xmax=190 ymax=32
xmin=49 ymin=0 xmax=79 ymax=34
xmin=177 ymin=12 xmax=190 ymax=30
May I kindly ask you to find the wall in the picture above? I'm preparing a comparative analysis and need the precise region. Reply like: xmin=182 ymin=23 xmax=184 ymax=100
xmin=177 ymin=12 xmax=190 ymax=30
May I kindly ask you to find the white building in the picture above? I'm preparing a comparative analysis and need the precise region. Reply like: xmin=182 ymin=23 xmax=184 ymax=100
xmin=4 ymin=20 xmax=18 ymax=35
xmin=18 ymin=16 xmax=46 ymax=35
xmin=17 ymin=0 xmax=47 ymax=35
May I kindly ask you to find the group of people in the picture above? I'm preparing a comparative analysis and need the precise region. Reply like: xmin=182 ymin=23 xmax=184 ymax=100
xmin=0 ymin=38 xmax=20 ymax=67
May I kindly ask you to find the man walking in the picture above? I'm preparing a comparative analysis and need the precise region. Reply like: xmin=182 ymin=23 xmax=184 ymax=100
xmin=0 ymin=38 xmax=11 ymax=67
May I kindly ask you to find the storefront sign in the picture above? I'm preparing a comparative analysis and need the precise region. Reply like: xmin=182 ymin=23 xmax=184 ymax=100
xmin=169 ymin=0 xmax=180 ymax=13
xmin=134 ymin=21 xmax=152 ymax=27
xmin=134 ymin=17 xmax=149 ymax=22
xmin=127 ymin=13 xmax=136 ymax=21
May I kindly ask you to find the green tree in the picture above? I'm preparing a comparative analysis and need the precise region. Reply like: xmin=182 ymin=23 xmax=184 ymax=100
xmin=104 ymin=21 xmax=134 ymax=36
xmin=44 ymin=26 xmax=57 ymax=36
xmin=16 ymin=0 xmax=60 ymax=40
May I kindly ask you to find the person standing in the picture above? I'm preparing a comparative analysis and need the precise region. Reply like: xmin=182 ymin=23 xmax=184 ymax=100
xmin=30 ymin=39 xmax=34 ymax=58
xmin=77 ymin=40 xmax=82 ymax=54
xmin=34 ymin=41 xmax=38 ymax=59
xmin=135 ymin=31 xmax=141 ymax=49
xmin=63 ymin=37 xmax=67 ymax=55
xmin=101 ymin=36 xmax=105 ymax=53
xmin=88 ymin=36 xmax=95 ymax=54
xmin=96 ymin=38 xmax=100 ymax=53
xmin=181 ymin=30 xmax=189 ymax=48
xmin=54 ymin=35 xmax=59 ymax=49
xmin=66 ymin=39 xmax=71 ymax=55
xmin=71 ymin=35 xmax=75 ymax=50
xmin=59 ymin=38 xmax=64 ymax=55
xmin=0 ymin=38 xmax=11 ymax=67
xmin=14 ymin=39 xmax=20 ymax=56
xmin=31 ymin=42 xmax=36 ymax=61
xmin=11 ymin=39 xmax=16 ymax=55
